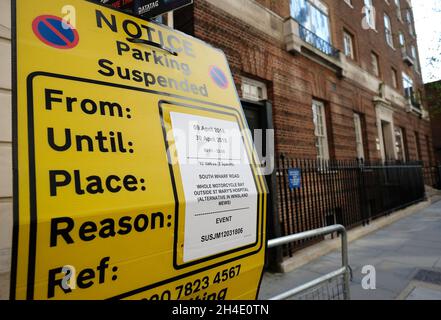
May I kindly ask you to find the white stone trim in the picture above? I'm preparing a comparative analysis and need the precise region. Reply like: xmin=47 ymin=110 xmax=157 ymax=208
xmin=205 ymin=0 xmax=284 ymax=42
xmin=375 ymin=101 xmax=398 ymax=161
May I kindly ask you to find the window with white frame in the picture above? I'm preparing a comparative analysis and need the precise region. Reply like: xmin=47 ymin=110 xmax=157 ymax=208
xmin=343 ymin=30 xmax=355 ymax=59
xmin=371 ymin=52 xmax=380 ymax=77
xmin=399 ymin=31 xmax=405 ymax=47
xmin=384 ymin=13 xmax=394 ymax=48
xmin=406 ymin=10 xmax=412 ymax=23
xmin=354 ymin=113 xmax=365 ymax=160
xmin=406 ymin=10 xmax=415 ymax=36
xmin=241 ymin=77 xmax=267 ymax=102
xmin=391 ymin=67 xmax=398 ymax=89
xmin=409 ymin=22 xmax=415 ymax=37
xmin=363 ymin=0 xmax=375 ymax=29
xmin=291 ymin=0 xmax=331 ymax=44
xmin=411 ymin=45 xmax=419 ymax=71
xmin=312 ymin=100 xmax=329 ymax=161
xmin=411 ymin=45 xmax=417 ymax=59
xmin=395 ymin=127 xmax=406 ymax=162
xmin=409 ymin=24 xmax=415 ymax=37
xmin=402 ymin=72 xmax=413 ymax=99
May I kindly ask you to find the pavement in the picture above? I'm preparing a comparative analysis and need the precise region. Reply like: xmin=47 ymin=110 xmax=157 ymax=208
xmin=258 ymin=199 xmax=441 ymax=300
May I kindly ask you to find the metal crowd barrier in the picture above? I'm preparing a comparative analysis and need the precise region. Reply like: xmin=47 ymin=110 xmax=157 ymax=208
xmin=267 ymin=225 xmax=351 ymax=300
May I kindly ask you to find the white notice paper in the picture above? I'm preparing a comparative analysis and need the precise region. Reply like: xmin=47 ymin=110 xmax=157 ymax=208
xmin=170 ymin=112 xmax=258 ymax=263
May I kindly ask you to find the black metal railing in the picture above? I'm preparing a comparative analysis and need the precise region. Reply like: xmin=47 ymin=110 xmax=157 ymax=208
xmin=423 ymin=165 xmax=441 ymax=189
xmin=404 ymin=87 xmax=422 ymax=110
xmin=275 ymin=156 xmax=426 ymax=258
xmin=297 ymin=23 xmax=340 ymax=58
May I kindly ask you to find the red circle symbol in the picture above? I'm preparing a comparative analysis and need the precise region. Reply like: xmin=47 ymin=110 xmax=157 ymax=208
xmin=32 ymin=15 xmax=79 ymax=49
xmin=209 ymin=66 xmax=229 ymax=89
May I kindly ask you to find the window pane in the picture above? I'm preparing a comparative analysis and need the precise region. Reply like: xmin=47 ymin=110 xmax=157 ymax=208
xmin=395 ymin=0 xmax=402 ymax=20
xmin=364 ymin=0 xmax=374 ymax=27
xmin=384 ymin=14 xmax=390 ymax=29
xmin=402 ymin=73 xmax=413 ymax=98
xmin=399 ymin=32 xmax=405 ymax=46
xmin=312 ymin=101 xmax=329 ymax=160
xmin=391 ymin=68 xmax=398 ymax=88
xmin=406 ymin=10 xmax=412 ymax=23
xmin=291 ymin=0 xmax=309 ymax=27
xmin=291 ymin=0 xmax=330 ymax=42
xmin=395 ymin=127 xmax=406 ymax=161
xmin=384 ymin=14 xmax=393 ymax=47
xmin=344 ymin=32 xmax=354 ymax=58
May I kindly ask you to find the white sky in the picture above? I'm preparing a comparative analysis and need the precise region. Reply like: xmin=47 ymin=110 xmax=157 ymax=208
xmin=413 ymin=0 xmax=441 ymax=83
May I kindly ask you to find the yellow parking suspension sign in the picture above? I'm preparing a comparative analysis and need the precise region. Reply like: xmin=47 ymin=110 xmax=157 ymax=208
xmin=11 ymin=0 xmax=267 ymax=300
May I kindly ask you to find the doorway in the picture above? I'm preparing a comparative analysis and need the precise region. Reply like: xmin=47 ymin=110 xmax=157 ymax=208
xmin=242 ymin=100 xmax=267 ymax=141
xmin=241 ymin=100 xmax=272 ymax=165
xmin=241 ymin=100 xmax=282 ymax=268
xmin=381 ymin=120 xmax=395 ymax=160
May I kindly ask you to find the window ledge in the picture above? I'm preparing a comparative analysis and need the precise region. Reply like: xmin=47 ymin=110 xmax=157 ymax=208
xmin=411 ymin=106 xmax=422 ymax=115
xmin=405 ymin=101 xmax=423 ymax=116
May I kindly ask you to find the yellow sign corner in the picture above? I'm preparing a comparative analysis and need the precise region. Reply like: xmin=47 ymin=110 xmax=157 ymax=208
xmin=11 ymin=0 xmax=267 ymax=300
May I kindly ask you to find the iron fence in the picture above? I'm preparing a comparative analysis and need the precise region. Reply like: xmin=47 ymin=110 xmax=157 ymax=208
xmin=275 ymin=156 xmax=426 ymax=258
xmin=267 ymin=225 xmax=350 ymax=300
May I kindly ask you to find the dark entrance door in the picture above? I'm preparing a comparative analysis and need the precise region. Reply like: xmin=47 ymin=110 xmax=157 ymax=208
xmin=242 ymin=102 xmax=265 ymax=134
xmin=241 ymin=100 xmax=283 ymax=270
xmin=242 ymin=100 xmax=268 ymax=159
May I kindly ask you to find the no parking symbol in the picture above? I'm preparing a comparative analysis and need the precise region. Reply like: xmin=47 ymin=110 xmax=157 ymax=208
xmin=32 ymin=15 xmax=79 ymax=49
xmin=209 ymin=65 xmax=229 ymax=89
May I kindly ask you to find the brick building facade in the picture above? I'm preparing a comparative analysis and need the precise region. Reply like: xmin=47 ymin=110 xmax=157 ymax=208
xmin=169 ymin=0 xmax=437 ymax=260
xmin=173 ymin=0 xmax=434 ymax=164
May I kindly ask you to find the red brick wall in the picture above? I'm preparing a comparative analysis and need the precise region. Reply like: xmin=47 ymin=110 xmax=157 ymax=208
xmin=394 ymin=110 xmax=433 ymax=163
xmin=426 ymin=81 xmax=441 ymax=163
xmin=242 ymin=0 xmax=424 ymax=94
xmin=192 ymin=0 xmax=433 ymax=164
xmin=324 ymin=0 xmax=424 ymax=93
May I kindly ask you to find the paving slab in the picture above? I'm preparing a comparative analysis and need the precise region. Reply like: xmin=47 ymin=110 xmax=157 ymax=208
xmin=0 ymin=273 xmax=9 ymax=300
xmin=351 ymin=268 xmax=412 ymax=294
xmin=349 ymin=283 xmax=397 ymax=300
xmin=373 ymin=260 xmax=418 ymax=278
xmin=406 ymin=287 xmax=441 ymax=300
xmin=435 ymin=258 xmax=441 ymax=269
xmin=259 ymin=200 xmax=441 ymax=300
xmin=258 ymin=269 xmax=323 ymax=300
